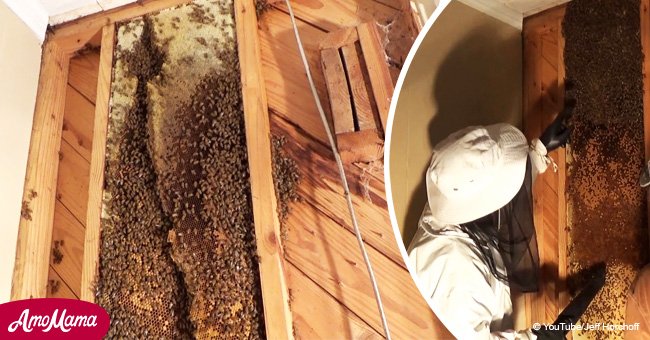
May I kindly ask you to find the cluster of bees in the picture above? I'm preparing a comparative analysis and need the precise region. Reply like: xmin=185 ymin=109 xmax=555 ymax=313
xmin=271 ymin=135 xmax=301 ymax=223
xmin=98 ymin=17 xmax=194 ymax=339
xmin=51 ymin=240 xmax=64 ymax=264
xmin=563 ymin=1 xmax=647 ymax=338
xmin=98 ymin=1 xmax=267 ymax=338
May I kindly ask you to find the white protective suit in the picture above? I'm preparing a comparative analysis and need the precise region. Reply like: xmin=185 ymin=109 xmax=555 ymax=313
xmin=408 ymin=139 xmax=551 ymax=340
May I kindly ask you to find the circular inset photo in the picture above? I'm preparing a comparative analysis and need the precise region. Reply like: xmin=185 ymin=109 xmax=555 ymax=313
xmin=387 ymin=0 xmax=650 ymax=339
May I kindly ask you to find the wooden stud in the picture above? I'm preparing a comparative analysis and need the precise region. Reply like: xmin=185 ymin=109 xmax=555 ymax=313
xmin=340 ymin=42 xmax=380 ymax=131
xmin=11 ymin=42 xmax=70 ymax=301
xmin=320 ymin=48 xmax=355 ymax=134
xmin=81 ymin=24 xmax=115 ymax=303
xmin=357 ymin=22 xmax=393 ymax=133
xmin=235 ymin=0 xmax=294 ymax=338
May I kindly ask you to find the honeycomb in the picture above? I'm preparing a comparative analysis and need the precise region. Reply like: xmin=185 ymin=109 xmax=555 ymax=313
xmin=97 ymin=1 xmax=271 ymax=338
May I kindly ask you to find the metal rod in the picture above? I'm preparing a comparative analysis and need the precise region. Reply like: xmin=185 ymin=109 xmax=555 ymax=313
xmin=282 ymin=1 xmax=392 ymax=338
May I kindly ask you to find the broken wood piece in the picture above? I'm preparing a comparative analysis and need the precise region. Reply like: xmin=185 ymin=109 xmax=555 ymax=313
xmin=319 ymin=26 xmax=358 ymax=50
xmin=321 ymin=48 xmax=355 ymax=134
xmin=337 ymin=129 xmax=384 ymax=164
xmin=357 ymin=22 xmax=394 ymax=133
xmin=340 ymin=42 xmax=380 ymax=131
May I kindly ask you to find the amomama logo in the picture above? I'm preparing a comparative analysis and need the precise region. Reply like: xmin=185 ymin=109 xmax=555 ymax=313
xmin=0 ymin=298 xmax=109 ymax=339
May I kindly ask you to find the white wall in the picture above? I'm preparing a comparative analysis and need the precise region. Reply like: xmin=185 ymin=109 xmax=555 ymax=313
xmin=0 ymin=1 xmax=43 ymax=303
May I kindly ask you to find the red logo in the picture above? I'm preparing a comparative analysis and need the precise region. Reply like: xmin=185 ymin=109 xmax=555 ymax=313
xmin=0 ymin=298 xmax=109 ymax=339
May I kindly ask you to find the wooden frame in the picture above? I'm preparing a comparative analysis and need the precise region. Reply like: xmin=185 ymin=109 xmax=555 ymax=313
xmin=12 ymin=0 xmax=293 ymax=338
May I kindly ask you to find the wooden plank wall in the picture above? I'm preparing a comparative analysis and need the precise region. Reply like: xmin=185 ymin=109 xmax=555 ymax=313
xmin=521 ymin=4 xmax=568 ymax=328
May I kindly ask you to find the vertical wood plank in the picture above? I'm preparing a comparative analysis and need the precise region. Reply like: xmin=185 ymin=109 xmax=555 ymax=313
xmin=81 ymin=24 xmax=115 ymax=302
xmin=341 ymin=42 xmax=379 ymax=131
xmin=11 ymin=42 xmax=70 ymax=300
xmin=235 ymin=0 xmax=294 ymax=338
xmin=357 ymin=22 xmax=393 ymax=133
xmin=556 ymin=11 xmax=569 ymax=321
xmin=321 ymin=48 xmax=355 ymax=134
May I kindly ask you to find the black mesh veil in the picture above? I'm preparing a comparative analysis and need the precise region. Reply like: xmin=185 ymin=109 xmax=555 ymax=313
xmin=459 ymin=156 xmax=540 ymax=293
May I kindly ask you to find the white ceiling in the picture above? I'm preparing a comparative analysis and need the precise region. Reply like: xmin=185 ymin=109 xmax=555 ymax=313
xmin=499 ymin=0 xmax=570 ymax=17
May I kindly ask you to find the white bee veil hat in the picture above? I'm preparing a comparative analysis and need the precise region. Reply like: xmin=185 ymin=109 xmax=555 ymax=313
xmin=426 ymin=124 xmax=529 ymax=225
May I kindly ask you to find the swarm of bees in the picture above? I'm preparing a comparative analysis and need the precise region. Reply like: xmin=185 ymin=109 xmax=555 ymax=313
xmin=97 ymin=1 xmax=265 ymax=338
xmin=271 ymin=136 xmax=301 ymax=224
xmin=563 ymin=0 xmax=648 ymax=339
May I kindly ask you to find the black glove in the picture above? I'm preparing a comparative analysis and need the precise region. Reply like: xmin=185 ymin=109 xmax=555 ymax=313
xmin=533 ymin=262 xmax=606 ymax=340
xmin=539 ymin=98 xmax=575 ymax=152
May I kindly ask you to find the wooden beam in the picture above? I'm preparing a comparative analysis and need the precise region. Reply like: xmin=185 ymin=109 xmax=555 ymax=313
xmin=81 ymin=24 xmax=115 ymax=303
xmin=357 ymin=22 xmax=393 ymax=133
xmin=235 ymin=0 xmax=294 ymax=338
xmin=11 ymin=42 xmax=70 ymax=300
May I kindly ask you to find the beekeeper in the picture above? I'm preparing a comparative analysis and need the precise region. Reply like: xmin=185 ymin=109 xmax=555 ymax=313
xmin=407 ymin=114 xmax=573 ymax=339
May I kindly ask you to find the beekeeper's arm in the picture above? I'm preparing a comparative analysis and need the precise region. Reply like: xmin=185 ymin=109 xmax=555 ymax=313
xmin=409 ymin=232 xmax=536 ymax=340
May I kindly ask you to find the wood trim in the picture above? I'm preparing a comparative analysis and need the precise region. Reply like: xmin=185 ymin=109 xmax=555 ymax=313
xmin=81 ymin=24 xmax=115 ymax=303
xmin=11 ymin=42 xmax=70 ymax=300
xmin=523 ymin=4 xmax=567 ymax=37
xmin=235 ymin=0 xmax=294 ymax=338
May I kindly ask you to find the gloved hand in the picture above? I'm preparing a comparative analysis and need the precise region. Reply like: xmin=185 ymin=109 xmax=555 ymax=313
xmin=533 ymin=262 xmax=606 ymax=340
xmin=539 ymin=98 xmax=575 ymax=152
